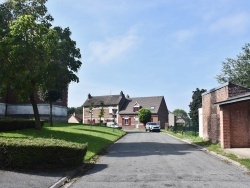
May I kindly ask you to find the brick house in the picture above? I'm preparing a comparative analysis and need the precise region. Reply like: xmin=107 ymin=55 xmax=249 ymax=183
xmin=201 ymin=82 xmax=250 ymax=147
xmin=82 ymin=91 xmax=169 ymax=130
xmin=0 ymin=89 xmax=68 ymax=122
xmin=215 ymin=92 xmax=250 ymax=148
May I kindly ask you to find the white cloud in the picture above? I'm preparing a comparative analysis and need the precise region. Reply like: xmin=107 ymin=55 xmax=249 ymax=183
xmin=210 ymin=13 xmax=250 ymax=34
xmin=89 ymin=29 xmax=139 ymax=63
xmin=174 ymin=29 xmax=197 ymax=44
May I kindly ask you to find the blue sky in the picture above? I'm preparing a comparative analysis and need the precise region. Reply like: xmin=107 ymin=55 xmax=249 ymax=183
xmin=2 ymin=0 xmax=250 ymax=112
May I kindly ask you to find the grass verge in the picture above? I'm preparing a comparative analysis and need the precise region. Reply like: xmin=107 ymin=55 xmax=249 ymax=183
xmin=162 ymin=130 xmax=250 ymax=171
xmin=0 ymin=123 xmax=126 ymax=162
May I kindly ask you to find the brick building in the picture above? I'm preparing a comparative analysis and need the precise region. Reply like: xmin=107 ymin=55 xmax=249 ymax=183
xmin=201 ymin=82 xmax=250 ymax=147
xmin=82 ymin=91 xmax=169 ymax=130
xmin=215 ymin=92 xmax=250 ymax=148
xmin=0 ymin=89 xmax=68 ymax=122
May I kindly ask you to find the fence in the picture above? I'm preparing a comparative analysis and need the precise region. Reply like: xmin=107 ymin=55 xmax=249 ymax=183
xmin=169 ymin=120 xmax=199 ymax=136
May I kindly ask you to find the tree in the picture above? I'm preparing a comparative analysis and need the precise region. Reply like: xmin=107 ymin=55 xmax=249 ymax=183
xmin=68 ymin=107 xmax=76 ymax=115
xmin=172 ymin=109 xmax=189 ymax=126
xmin=67 ymin=106 xmax=82 ymax=115
xmin=216 ymin=43 xmax=250 ymax=88
xmin=88 ymin=102 xmax=94 ymax=125
xmin=189 ymin=88 xmax=207 ymax=126
xmin=39 ymin=89 xmax=62 ymax=126
xmin=98 ymin=101 xmax=105 ymax=124
xmin=0 ymin=0 xmax=82 ymax=129
xmin=75 ymin=106 xmax=83 ymax=114
xmin=138 ymin=108 xmax=151 ymax=126
xmin=172 ymin=109 xmax=189 ymax=119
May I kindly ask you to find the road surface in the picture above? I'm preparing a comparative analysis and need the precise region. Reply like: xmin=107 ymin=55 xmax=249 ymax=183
xmin=68 ymin=131 xmax=250 ymax=188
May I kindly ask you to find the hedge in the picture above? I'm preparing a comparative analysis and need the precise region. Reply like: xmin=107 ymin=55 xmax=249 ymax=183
xmin=0 ymin=119 xmax=45 ymax=131
xmin=0 ymin=138 xmax=87 ymax=170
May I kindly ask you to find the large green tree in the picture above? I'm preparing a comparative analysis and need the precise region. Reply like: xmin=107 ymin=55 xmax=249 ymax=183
xmin=172 ymin=109 xmax=189 ymax=119
xmin=138 ymin=108 xmax=151 ymax=126
xmin=0 ymin=0 xmax=82 ymax=129
xmin=216 ymin=43 xmax=250 ymax=88
xmin=189 ymin=88 xmax=206 ymax=126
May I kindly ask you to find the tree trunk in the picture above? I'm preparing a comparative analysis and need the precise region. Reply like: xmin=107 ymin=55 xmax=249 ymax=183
xmin=49 ymin=100 xmax=53 ymax=126
xmin=29 ymin=93 xmax=41 ymax=129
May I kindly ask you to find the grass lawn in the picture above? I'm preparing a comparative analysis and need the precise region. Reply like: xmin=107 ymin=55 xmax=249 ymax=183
xmin=162 ymin=130 xmax=250 ymax=170
xmin=0 ymin=123 xmax=126 ymax=161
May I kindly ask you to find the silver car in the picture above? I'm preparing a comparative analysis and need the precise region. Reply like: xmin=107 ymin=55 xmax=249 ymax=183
xmin=145 ymin=122 xmax=161 ymax=132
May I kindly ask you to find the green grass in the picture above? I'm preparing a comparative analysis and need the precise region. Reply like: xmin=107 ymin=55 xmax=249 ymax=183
xmin=0 ymin=123 xmax=126 ymax=161
xmin=162 ymin=130 xmax=250 ymax=170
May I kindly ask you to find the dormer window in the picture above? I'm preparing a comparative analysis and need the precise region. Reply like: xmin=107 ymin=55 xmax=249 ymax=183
xmin=133 ymin=102 xmax=140 ymax=112
xmin=133 ymin=107 xmax=140 ymax=112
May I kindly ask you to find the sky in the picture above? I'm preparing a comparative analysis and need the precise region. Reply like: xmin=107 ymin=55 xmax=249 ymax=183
xmin=2 ymin=0 xmax=250 ymax=112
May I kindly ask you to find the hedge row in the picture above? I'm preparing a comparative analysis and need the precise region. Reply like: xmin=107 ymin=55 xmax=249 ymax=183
xmin=0 ymin=138 xmax=87 ymax=170
xmin=0 ymin=119 xmax=45 ymax=131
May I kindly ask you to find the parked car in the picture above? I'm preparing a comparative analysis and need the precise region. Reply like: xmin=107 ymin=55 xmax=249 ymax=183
xmin=145 ymin=122 xmax=160 ymax=132
xmin=106 ymin=122 xmax=122 ymax=129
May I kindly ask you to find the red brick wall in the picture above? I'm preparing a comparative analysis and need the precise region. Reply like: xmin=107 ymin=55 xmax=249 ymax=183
xmin=220 ymin=108 xmax=231 ymax=148
xmin=222 ymin=101 xmax=250 ymax=148
xmin=202 ymin=86 xmax=228 ymax=142
xmin=83 ymin=108 xmax=114 ymax=124
xmin=202 ymin=83 xmax=250 ymax=144
xmin=117 ymin=114 xmax=159 ymax=130
xmin=157 ymin=98 xmax=168 ymax=129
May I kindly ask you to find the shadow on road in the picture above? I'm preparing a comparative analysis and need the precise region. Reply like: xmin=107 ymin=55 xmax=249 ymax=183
xmin=103 ymin=131 xmax=197 ymax=158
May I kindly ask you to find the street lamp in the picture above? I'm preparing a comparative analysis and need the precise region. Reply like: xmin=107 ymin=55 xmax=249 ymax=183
xmin=112 ymin=108 xmax=117 ymax=124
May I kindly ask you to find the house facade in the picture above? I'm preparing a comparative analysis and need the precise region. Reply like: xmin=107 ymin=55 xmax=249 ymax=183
xmin=0 ymin=89 xmax=68 ymax=122
xmin=82 ymin=91 xmax=169 ymax=130
xmin=201 ymin=82 xmax=250 ymax=146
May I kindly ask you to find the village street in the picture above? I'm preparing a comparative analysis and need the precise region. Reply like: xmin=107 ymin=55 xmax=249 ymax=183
xmin=68 ymin=131 xmax=250 ymax=188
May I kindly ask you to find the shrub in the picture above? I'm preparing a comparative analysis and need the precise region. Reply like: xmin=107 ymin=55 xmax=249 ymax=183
xmin=0 ymin=138 xmax=87 ymax=170
xmin=0 ymin=118 xmax=45 ymax=131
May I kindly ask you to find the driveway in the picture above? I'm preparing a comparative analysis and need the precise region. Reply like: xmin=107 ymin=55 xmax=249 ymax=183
xmin=68 ymin=131 xmax=250 ymax=188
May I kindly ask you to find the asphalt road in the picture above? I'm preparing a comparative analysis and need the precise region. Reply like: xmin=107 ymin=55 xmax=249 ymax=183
xmin=0 ymin=169 xmax=66 ymax=188
xmin=68 ymin=131 xmax=250 ymax=188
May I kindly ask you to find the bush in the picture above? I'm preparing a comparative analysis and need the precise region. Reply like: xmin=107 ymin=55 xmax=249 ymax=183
xmin=0 ymin=138 xmax=87 ymax=170
xmin=0 ymin=118 xmax=45 ymax=131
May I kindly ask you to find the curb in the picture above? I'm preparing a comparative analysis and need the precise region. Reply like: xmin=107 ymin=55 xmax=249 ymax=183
xmin=49 ymin=164 xmax=86 ymax=188
xmin=165 ymin=132 xmax=250 ymax=173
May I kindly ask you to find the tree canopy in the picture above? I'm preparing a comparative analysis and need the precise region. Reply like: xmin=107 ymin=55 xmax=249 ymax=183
xmin=98 ymin=101 xmax=105 ymax=124
xmin=68 ymin=106 xmax=83 ymax=115
xmin=0 ymin=0 xmax=82 ymax=129
xmin=216 ymin=43 xmax=250 ymax=88
xmin=189 ymin=88 xmax=206 ymax=126
xmin=172 ymin=109 xmax=188 ymax=119
xmin=138 ymin=108 xmax=151 ymax=126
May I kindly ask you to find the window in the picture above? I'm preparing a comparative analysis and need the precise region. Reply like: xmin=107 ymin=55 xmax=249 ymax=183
xmin=125 ymin=119 xmax=129 ymax=125
xmin=133 ymin=107 xmax=139 ymax=112
xmin=122 ymin=117 xmax=131 ymax=126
